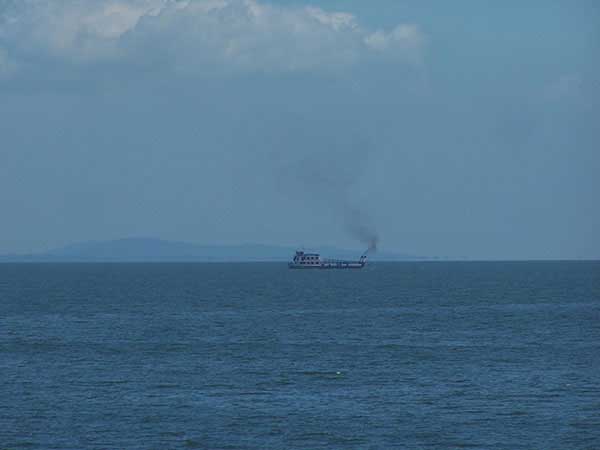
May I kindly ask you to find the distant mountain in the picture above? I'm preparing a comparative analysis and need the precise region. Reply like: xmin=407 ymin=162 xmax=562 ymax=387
xmin=0 ymin=238 xmax=427 ymax=262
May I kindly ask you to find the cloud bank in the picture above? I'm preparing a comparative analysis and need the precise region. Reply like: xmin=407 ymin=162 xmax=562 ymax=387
xmin=0 ymin=0 xmax=424 ymax=77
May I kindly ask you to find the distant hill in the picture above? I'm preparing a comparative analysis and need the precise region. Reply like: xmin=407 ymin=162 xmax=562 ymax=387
xmin=0 ymin=238 xmax=427 ymax=262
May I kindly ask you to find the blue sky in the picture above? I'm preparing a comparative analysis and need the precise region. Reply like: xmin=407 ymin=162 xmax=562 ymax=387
xmin=1 ymin=0 xmax=598 ymax=259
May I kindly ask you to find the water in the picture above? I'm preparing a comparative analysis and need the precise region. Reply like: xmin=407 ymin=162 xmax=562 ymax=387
xmin=1 ymin=262 xmax=599 ymax=450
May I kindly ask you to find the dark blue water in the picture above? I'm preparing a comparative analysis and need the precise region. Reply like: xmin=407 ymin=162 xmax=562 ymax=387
xmin=1 ymin=262 xmax=599 ymax=449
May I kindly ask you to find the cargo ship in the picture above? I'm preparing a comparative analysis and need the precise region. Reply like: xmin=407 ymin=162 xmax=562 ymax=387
xmin=288 ymin=250 xmax=368 ymax=269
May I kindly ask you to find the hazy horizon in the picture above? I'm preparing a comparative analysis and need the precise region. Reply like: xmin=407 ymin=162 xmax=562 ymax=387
xmin=1 ymin=236 xmax=598 ymax=262
xmin=1 ymin=0 xmax=598 ymax=259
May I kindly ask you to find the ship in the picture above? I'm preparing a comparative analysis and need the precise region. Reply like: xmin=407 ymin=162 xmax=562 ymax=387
xmin=288 ymin=249 xmax=369 ymax=269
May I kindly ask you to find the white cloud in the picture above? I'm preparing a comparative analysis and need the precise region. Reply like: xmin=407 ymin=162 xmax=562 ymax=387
xmin=0 ymin=0 xmax=425 ymax=77
xmin=364 ymin=24 xmax=425 ymax=64
xmin=306 ymin=6 xmax=357 ymax=32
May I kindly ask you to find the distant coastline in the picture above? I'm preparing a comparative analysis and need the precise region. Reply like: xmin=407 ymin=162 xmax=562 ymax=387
xmin=0 ymin=238 xmax=427 ymax=263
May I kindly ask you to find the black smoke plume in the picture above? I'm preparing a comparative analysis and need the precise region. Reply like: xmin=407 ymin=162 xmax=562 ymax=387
xmin=278 ymin=127 xmax=379 ymax=252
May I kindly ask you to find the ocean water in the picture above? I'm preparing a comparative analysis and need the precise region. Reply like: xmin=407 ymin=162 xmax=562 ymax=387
xmin=1 ymin=262 xmax=599 ymax=450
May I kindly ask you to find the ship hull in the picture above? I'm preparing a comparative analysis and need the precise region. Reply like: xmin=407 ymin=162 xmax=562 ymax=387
xmin=288 ymin=263 xmax=365 ymax=269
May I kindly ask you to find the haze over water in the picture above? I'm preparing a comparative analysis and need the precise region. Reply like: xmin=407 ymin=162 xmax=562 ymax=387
xmin=1 ymin=261 xmax=599 ymax=449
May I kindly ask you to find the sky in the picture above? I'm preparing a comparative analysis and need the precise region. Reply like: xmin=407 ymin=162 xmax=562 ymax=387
xmin=0 ymin=0 xmax=598 ymax=259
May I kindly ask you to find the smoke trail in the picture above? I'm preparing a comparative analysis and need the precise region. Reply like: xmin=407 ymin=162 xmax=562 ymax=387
xmin=279 ymin=129 xmax=380 ymax=251
xmin=344 ymin=204 xmax=379 ymax=252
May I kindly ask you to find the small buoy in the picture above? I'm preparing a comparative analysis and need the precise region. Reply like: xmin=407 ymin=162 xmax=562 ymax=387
xmin=336 ymin=371 xmax=341 ymax=375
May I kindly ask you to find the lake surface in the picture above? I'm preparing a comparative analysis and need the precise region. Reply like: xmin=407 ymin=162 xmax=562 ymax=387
xmin=1 ymin=262 xmax=599 ymax=449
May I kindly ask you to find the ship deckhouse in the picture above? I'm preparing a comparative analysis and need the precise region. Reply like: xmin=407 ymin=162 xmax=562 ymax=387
xmin=291 ymin=251 xmax=321 ymax=267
